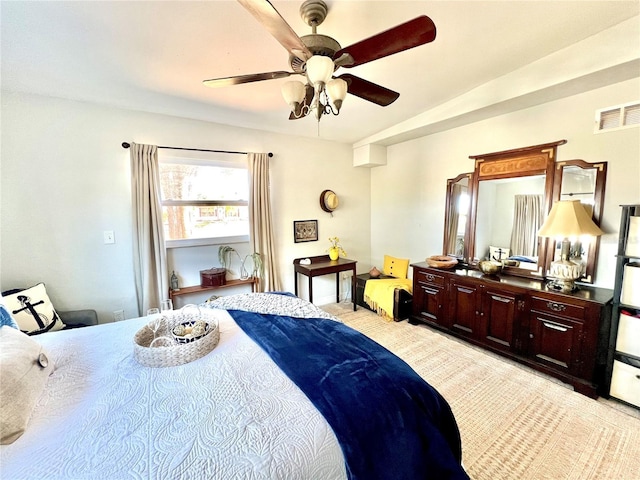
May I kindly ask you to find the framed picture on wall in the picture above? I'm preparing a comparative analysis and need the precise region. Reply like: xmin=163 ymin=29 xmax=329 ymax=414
xmin=293 ymin=220 xmax=318 ymax=243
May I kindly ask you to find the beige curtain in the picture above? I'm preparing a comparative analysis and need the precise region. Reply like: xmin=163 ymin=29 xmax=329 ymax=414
xmin=446 ymin=184 xmax=463 ymax=254
xmin=130 ymin=143 xmax=168 ymax=315
xmin=248 ymin=153 xmax=282 ymax=292
xmin=510 ymin=194 xmax=543 ymax=257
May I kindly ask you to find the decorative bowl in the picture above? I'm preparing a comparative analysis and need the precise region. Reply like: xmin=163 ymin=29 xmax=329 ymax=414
xmin=478 ymin=260 xmax=503 ymax=275
xmin=426 ymin=255 xmax=458 ymax=269
xmin=172 ymin=320 xmax=210 ymax=344
xmin=369 ymin=266 xmax=381 ymax=278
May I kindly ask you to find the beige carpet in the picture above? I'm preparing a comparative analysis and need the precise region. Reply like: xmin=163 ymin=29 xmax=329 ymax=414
xmin=323 ymin=303 xmax=640 ymax=480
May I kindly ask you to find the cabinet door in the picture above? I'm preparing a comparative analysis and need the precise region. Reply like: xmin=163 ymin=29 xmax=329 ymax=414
xmin=413 ymin=282 xmax=447 ymax=327
xmin=448 ymin=279 xmax=479 ymax=338
xmin=412 ymin=269 xmax=448 ymax=327
xmin=530 ymin=312 xmax=584 ymax=374
xmin=480 ymin=288 xmax=521 ymax=352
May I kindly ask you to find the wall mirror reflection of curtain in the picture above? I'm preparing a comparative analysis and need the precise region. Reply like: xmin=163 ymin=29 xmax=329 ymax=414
xmin=475 ymin=175 xmax=545 ymax=269
xmin=510 ymin=194 xmax=543 ymax=257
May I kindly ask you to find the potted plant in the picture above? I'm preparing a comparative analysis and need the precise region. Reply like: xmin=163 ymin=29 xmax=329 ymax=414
xmin=218 ymin=245 xmax=240 ymax=272
xmin=327 ymin=237 xmax=347 ymax=261
xmin=242 ymin=252 xmax=263 ymax=280
xmin=218 ymin=246 xmax=264 ymax=281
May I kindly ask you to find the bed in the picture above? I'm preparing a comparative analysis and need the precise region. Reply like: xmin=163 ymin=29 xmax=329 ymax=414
xmin=1 ymin=293 xmax=468 ymax=479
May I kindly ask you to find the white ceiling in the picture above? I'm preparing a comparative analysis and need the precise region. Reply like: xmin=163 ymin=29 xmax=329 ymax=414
xmin=2 ymin=1 xmax=639 ymax=145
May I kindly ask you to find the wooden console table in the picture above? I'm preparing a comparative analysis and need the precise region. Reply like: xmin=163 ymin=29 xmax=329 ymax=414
xmin=294 ymin=255 xmax=357 ymax=311
xmin=169 ymin=277 xmax=257 ymax=303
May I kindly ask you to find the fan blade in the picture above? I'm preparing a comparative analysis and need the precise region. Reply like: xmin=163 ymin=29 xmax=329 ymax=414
xmin=339 ymin=74 xmax=399 ymax=106
xmin=237 ymin=0 xmax=312 ymax=61
xmin=203 ymin=71 xmax=296 ymax=88
xmin=334 ymin=16 xmax=436 ymax=68
xmin=289 ymin=84 xmax=315 ymax=120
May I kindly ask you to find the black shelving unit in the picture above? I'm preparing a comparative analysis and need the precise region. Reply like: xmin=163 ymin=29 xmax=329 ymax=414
xmin=605 ymin=204 xmax=640 ymax=408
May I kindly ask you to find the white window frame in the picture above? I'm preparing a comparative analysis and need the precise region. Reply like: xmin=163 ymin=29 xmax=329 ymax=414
xmin=159 ymin=155 xmax=250 ymax=249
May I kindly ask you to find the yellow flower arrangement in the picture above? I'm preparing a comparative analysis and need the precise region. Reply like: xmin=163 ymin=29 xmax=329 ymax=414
xmin=327 ymin=237 xmax=347 ymax=259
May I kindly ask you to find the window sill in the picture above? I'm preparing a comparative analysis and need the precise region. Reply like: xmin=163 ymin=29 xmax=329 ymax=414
xmin=165 ymin=235 xmax=250 ymax=249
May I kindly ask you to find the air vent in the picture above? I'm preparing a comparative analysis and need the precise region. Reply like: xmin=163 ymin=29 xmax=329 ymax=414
xmin=595 ymin=101 xmax=640 ymax=132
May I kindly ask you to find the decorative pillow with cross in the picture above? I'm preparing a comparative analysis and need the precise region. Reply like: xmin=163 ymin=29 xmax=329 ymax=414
xmin=1 ymin=284 xmax=65 ymax=335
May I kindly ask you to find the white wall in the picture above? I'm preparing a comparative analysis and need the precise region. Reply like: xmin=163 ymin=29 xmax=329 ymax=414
xmin=0 ymin=92 xmax=371 ymax=322
xmin=2 ymin=77 xmax=637 ymax=323
xmin=370 ymin=78 xmax=640 ymax=289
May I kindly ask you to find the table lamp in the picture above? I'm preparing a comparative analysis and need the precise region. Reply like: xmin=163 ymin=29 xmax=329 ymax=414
xmin=538 ymin=200 xmax=604 ymax=292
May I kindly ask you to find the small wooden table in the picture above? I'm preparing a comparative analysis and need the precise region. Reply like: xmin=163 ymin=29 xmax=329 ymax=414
xmin=293 ymin=255 xmax=357 ymax=311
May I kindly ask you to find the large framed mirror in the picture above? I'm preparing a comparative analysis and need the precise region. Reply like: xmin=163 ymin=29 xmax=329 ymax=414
xmin=466 ymin=140 xmax=566 ymax=278
xmin=546 ymin=159 xmax=607 ymax=283
xmin=443 ymin=173 xmax=472 ymax=259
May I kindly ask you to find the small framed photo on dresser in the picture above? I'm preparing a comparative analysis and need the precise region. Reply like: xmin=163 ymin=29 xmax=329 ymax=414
xmin=293 ymin=220 xmax=318 ymax=243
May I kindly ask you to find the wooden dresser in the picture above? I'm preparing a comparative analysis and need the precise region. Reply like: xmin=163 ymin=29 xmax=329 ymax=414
xmin=411 ymin=262 xmax=613 ymax=398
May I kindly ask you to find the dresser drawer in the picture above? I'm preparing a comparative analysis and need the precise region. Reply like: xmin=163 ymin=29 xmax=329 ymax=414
xmin=610 ymin=359 xmax=640 ymax=408
xmin=530 ymin=296 xmax=585 ymax=320
xmin=415 ymin=269 xmax=446 ymax=287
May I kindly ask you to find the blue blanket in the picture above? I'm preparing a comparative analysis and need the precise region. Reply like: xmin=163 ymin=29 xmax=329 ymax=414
xmin=230 ymin=310 xmax=469 ymax=480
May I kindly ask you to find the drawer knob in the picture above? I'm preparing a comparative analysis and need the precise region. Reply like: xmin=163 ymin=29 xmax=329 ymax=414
xmin=426 ymin=274 xmax=435 ymax=281
xmin=546 ymin=302 xmax=566 ymax=312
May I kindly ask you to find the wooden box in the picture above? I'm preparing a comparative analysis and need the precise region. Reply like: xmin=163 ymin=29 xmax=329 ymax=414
xmin=200 ymin=268 xmax=226 ymax=287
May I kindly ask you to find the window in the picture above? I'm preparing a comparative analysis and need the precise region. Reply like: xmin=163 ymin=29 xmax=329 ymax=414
xmin=595 ymin=101 xmax=640 ymax=132
xmin=159 ymin=157 xmax=249 ymax=247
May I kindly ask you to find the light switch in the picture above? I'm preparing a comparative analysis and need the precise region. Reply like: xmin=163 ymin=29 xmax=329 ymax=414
xmin=104 ymin=230 xmax=115 ymax=244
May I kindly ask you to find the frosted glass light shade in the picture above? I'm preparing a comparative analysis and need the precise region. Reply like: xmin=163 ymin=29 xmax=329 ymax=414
xmin=326 ymin=78 xmax=347 ymax=102
xmin=281 ymin=81 xmax=306 ymax=107
xmin=306 ymin=56 xmax=334 ymax=85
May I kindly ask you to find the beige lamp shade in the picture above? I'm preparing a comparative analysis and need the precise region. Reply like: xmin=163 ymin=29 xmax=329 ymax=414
xmin=539 ymin=200 xmax=603 ymax=292
xmin=538 ymin=200 xmax=604 ymax=238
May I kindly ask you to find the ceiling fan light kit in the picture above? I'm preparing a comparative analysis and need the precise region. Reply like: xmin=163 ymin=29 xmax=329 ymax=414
xmin=282 ymin=55 xmax=348 ymax=120
xmin=204 ymin=0 xmax=437 ymax=125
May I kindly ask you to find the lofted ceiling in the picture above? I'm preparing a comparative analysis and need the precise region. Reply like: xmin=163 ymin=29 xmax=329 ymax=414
xmin=1 ymin=1 xmax=639 ymax=145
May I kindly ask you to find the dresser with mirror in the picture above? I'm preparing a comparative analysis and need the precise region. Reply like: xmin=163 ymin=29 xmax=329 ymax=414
xmin=412 ymin=141 xmax=613 ymax=398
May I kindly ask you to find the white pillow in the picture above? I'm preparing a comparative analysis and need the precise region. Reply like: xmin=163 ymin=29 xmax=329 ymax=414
xmin=1 ymin=283 xmax=66 ymax=335
xmin=0 ymin=326 xmax=55 ymax=444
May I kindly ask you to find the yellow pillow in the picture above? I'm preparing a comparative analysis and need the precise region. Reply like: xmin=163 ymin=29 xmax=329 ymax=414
xmin=382 ymin=255 xmax=409 ymax=279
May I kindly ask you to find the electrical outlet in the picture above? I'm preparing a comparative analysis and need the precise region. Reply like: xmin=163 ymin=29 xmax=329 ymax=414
xmin=113 ymin=310 xmax=125 ymax=322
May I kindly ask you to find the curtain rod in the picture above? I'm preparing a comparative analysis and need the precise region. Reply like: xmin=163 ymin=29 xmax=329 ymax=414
xmin=121 ymin=142 xmax=272 ymax=157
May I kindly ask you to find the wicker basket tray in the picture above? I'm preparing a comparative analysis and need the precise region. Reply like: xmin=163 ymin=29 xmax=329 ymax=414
xmin=133 ymin=305 xmax=220 ymax=368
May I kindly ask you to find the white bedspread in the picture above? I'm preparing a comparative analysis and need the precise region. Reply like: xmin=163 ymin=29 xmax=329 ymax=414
xmin=1 ymin=296 xmax=347 ymax=479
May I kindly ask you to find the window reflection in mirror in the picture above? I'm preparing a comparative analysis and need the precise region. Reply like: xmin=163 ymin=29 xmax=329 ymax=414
xmin=475 ymin=175 xmax=546 ymax=270
xmin=443 ymin=174 xmax=471 ymax=258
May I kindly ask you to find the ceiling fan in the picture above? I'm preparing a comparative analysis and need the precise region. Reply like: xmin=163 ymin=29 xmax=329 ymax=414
xmin=203 ymin=0 xmax=436 ymax=121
